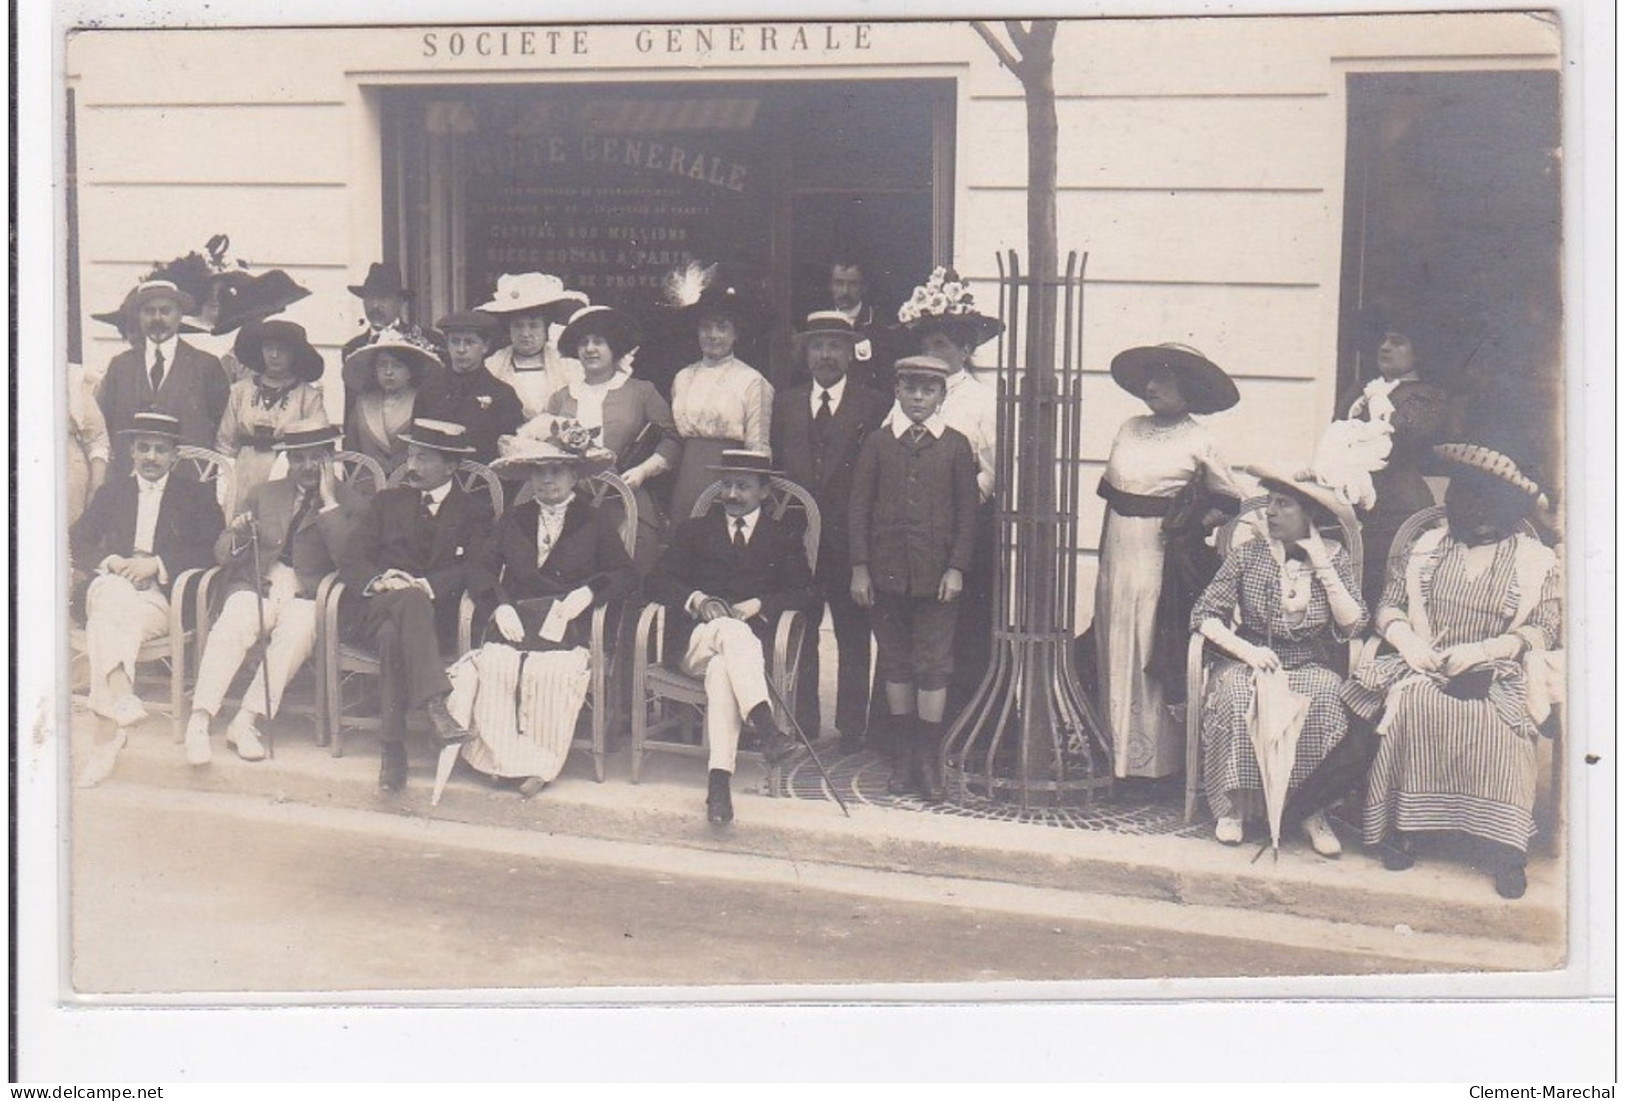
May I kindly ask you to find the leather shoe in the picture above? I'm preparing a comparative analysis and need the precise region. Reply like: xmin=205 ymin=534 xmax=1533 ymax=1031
xmin=424 ymin=693 xmax=470 ymax=745
xmin=378 ymin=742 xmax=408 ymax=792
xmin=888 ymin=734 xmax=918 ymax=797
xmin=1493 ymin=864 xmax=1528 ymax=900
xmin=706 ymin=768 xmax=734 ymax=825
xmin=916 ymin=725 xmax=946 ymax=803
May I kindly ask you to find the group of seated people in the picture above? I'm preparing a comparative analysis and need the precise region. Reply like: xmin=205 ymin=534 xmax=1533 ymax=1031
xmin=69 ymin=261 xmax=1563 ymax=898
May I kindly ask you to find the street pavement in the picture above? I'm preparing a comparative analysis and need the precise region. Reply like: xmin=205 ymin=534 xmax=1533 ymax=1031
xmin=73 ymin=782 xmax=1444 ymax=994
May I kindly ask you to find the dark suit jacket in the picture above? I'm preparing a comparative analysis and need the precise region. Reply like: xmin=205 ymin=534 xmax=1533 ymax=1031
xmin=648 ymin=508 xmax=818 ymax=658
xmin=97 ymin=340 xmax=231 ymax=481
xmin=771 ymin=379 xmax=890 ymax=581
xmin=467 ymin=494 xmax=638 ymax=628
xmin=339 ymin=483 xmax=494 ymax=637
xmin=414 ymin=369 xmax=525 ymax=466
xmin=847 ymin=304 xmax=905 ymax=395
xmin=70 ymin=473 xmax=225 ymax=593
xmin=849 ymin=423 xmax=979 ymax=598
xmin=216 ymin=478 xmax=366 ymax=599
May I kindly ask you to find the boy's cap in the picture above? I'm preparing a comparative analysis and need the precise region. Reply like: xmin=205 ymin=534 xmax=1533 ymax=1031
xmin=893 ymin=355 xmax=953 ymax=381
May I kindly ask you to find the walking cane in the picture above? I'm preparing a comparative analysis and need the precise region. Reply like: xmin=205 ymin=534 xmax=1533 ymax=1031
xmin=244 ymin=516 xmax=276 ymax=759
xmin=762 ymin=677 xmax=850 ymax=818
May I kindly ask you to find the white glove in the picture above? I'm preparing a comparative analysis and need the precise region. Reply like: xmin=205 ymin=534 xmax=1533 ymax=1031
xmin=492 ymin=603 xmax=525 ymax=643
xmin=1386 ymin=621 xmax=1440 ymax=674
xmin=558 ymin=585 xmax=595 ymax=620
xmin=1439 ymin=635 xmax=1522 ymax=677
xmin=1240 ymin=642 xmax=1282 ymax=673
xmin=1299 ymin=528 xmax=1334 ymax=570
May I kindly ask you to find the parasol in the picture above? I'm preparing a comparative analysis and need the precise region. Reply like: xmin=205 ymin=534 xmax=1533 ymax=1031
xmin=1248 ymin=667 xmax=1310 ymax=860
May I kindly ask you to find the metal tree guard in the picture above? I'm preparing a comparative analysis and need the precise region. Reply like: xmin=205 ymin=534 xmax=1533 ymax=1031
xmin=942 ymin=249 xmax=1112 ymax=811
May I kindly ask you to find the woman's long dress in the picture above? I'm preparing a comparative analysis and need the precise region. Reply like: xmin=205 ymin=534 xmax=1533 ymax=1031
xmin=1095 ymin=414 xmax=1240 ymax=778
xmin=345 ymin=388 xmax=417 ymax=475
xmin=544 ymin=370 xmax=682 ymax=574
xmin=668 ymin=355 xmax=773 ymax=522
xmin=447 ymin=494 xmax=638 ymax=782
xmin=1344 ymin=530 xmax=1562 ymax=854
xmin=1190 ymin=538 xmax=1367 ymax=820
xmin=216 ymin=377 xmax=330 ymax=506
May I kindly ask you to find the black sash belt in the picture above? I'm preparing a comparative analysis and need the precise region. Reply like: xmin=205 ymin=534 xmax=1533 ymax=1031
xmin=1097 ymin=478 xmax=1175 ymax=519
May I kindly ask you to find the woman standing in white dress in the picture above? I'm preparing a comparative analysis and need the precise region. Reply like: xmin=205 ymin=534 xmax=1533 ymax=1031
xmin=667 ymin=282 xmax=773 ymax=522
xmin=217 ymin=319 xmax=330 ymax=505
xmin=1095 ymin=344 xmax=1242 ymax=779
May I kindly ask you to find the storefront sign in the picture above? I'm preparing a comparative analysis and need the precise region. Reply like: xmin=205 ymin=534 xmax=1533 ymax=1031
xmin=421 ymin=23 xmax=873 ymax=60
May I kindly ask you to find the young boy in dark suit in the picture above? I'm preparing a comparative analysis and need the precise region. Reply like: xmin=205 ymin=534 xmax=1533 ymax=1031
xmin=848 ymin=356 xmax=979 ymax=802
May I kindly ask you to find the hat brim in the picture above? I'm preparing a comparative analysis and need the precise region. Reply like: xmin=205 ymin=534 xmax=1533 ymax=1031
xmin=791 ymin=328 xmax=862 ymax=358
xmin=235 ymin=324 xmax=325 ymax=384
xmin=348 ymin=283 xmax=413 ymax=300
xmin=1245 ymin=463 xmax=1355 ymax=535
xmin=706 ymin=463 xmax=780 ymax=478
xmin=131 ymin=286 xmax=199 ymax=317
xmin=396 ymin=432 xmax=477 ymax=456
xmin=342 ymin=343 xmax=444 ymax=392
xmin=904 ymin=312 xmax=1005 ymax=350
xmin=273 ymin=430 xmax=343 ymax=452
xmin=116 ymin=425 xmax=182 ymax=441
xmin=477 ymin=292 xmax=589 ymax=318
xmin=489 ymin=452 xmax=615 ymax=478
xmin=1110 ymin=346 xmax=1240 ymax=415
xmin=211 ymin=279 xmax=313 ymax=336
xmin=558 ymin=310 xmax=642 ymax=360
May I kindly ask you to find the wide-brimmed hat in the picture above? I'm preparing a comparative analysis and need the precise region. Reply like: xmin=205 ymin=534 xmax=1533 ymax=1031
xmin=897 ymin=267 xmax=1004 ymax=350
xmin=341 ymin=328 xmax=445 ymax=392
xmin=398 ymin=418 xmax=477 ymax=456
xmin=893 ymin=354 xmax=953 ymax=382
xmin=706 ymin=448 xmax=780 ymax=478
xmin=490 ymin=426 xmax=615 ymax=478
xmin=791 ymin=311 xmax=862 ymax=360
xmin=1110 ymin=343 xmax=1240 ymax=415
xmin=434 ymin=310 xmax=502 ymax=343
xmin=558 ymin=305 xmax=642 ymax=360
xmin=1432 ymin=442 xmax=1544 ymax=500
xmin=210 ymin=269 xmax=312 ymax=336
xmin=1245 ymin=462 xmax=1356 ymax=537
xmin=273 ymin=422 xmax=342 ymax=452
xmin=117 ymin=411 xmax=183 ymax=441
xmin=348 ymin=262 xmax=412 ymax=300
xmin=234 ymin=319 xmax=324 ymax=383
xmin=476 ymin=272 xmax=588 ymax=319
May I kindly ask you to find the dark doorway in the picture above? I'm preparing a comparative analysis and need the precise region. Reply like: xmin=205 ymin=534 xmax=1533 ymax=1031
xmin=1337 ymin=70 xmax=1563 ymax=489
xmin=382 ymin=79 xmax=952 ymax=392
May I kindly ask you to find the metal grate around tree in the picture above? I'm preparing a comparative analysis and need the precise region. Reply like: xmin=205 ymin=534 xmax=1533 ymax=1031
xmin=942 ymin=250 xmax=1113 ymax=811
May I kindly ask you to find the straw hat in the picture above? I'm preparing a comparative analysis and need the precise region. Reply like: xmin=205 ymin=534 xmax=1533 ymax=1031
xmin=273 ymin=423 xmax=343 ymax=452
xmin=397 ymin=418 xmax=477 ymax=456
xmin=1432 ymin=442 xmax=1544 ymax=500
xmin=117 ymin=411 xmax=183 ymax=441
xmin=490 ymin=422 xmax=615 ymax=477
xmin=791 ymin=311 xmax=862 ymax=360
xmin=1244 ymin=462 xmax=1356 ymax=537
xmin=341 ymin=328 xmax=445 ymax=393
xmin=706 ymin=448 xmax=780 ymax=478
xmin=1110 ymin=343 xmax=1240 ymax=415
xmin=896 ymin=267 xmax=1004 ymax=350
xmin=476 ymin=272 xmax=588 ymax=319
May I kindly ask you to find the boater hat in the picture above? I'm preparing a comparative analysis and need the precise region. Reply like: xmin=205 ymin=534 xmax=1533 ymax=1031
xmin=118 ymin=411 xmax=183 ymax=441
xmin=348 ymin=262 xmax=412 ymax=300
xmin=557 ymin=305 xmax=642 ymax=360
xmin=234 ymin=319 xmax=325 ymax=384
xmin=791 ymin=311 xmax=862 ymax=360
xmin=341 ymin=328 xmax=445 ymax=393
xmin=128 ymin=279 xmax=198 ymax=318
xmin=489 ymin=425 xmax=615 ymax=478
xmin=398 ymin=418 xmax=478 ymax=456
xmin=476 ymin=272 xmax=589 ymax=319
xmin=1110 ymin=343 xmax=1240 ymax=415
xmin=273 ymin=422 xmax=343 ymax=452
xmin=707 ymin=448 xmax=780 ymax=478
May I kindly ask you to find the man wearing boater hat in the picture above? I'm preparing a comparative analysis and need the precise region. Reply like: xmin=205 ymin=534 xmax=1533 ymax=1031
xmin=96 ymin=279 xmax=231 ymax=482
xmin=184 ymin=422 xmax=365 ymax=764
xmin=338 ymin=418 xmax=490 ymax=791
xmin=648 ymin=450 xmax=817 ymax=824
xmin=771 ymin=311 xmax=890 ymax=752
xmin=69 ymin=412 xmax=225 ymax=754
xmin=415 ymin=309 xmax=525 ymax=465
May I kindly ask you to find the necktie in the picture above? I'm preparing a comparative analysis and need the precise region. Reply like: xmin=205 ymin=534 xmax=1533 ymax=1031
xmin=280 ymin=491 xmax=316 ymax=566
xmin=420 ymin=491 xmax=436 ymax=520
xmin=150 ymin=348 xmax=166 ymax=392
xmin=815 ymin=390 xmax=833 ymax=422
xmin=733 ymin=517 xmax=747 ymax=550
xmin=907 ymin=424 xmax=928 ymax=445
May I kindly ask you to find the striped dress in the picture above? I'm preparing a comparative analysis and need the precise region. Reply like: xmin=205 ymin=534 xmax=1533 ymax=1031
xmin=1190 ymin=538 xmax=1367 ymax=820
xmin=1344 ymin=531 xmax=1562 ymax=852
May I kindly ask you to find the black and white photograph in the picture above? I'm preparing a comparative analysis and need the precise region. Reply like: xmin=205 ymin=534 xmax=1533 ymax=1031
xmin=13 ymin=0 xmax=1615 ymax=1083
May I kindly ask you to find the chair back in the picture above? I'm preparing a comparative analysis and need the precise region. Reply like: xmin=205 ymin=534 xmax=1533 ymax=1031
xmin=388 ymin=458 xmax=505 ymax=521
xmin=333 ymin=450 xmax=387 ymax=498
xmin=691 ymin=476 xmax=821 ymax=574
xmin=1218 ymin=493 xmax=1364 ymax=582
xmin=175 ymin=445 xmax=236 ymax=517
xmin=1385 ymin=504 xmax=1540 ymax=589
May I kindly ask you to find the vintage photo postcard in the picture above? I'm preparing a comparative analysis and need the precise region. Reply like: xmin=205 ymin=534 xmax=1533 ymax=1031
xmin=14 ymin=0 xmax=1615 ymax=1082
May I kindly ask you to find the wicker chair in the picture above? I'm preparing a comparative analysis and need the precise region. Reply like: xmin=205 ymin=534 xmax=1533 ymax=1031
xmin=629 ymin=476 xmax=819 ymax=783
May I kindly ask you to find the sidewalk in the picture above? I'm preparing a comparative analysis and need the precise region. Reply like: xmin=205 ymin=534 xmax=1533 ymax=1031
xmin=70 ymin=690 xmax=1567 ymax=975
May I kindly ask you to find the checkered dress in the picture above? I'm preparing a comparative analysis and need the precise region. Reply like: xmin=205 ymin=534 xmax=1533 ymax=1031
xmin=1190 ymin=538 xmax=1367 ymax=820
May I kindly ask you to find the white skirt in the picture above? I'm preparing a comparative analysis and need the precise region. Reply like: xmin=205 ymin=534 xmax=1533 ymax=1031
xmin=1094 ymin=511 xmax=1180 ymax=779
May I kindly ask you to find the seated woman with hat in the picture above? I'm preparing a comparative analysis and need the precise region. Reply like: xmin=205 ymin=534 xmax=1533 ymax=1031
xmin=216 ymin=319 xmax=330 ymax=505
xmin=342 ymin=328 xmax=444 ymax=474
xmin=534 ymin=304 xmax=681 ymax=573
xmin=1345 ymin=438 xmax=1561 ymax=899
xmin=665 ymin=278 xmax=774 ymax=523
xmin=1095 ymin=343 xmax=1244 ymax=780
xmin=446 ymin=426 xmax=637 ymax=796
xmin=1190 ymin=463 xmax=1368 ymax=853
xmin=476 ymin=272 xmax=590 ymax=421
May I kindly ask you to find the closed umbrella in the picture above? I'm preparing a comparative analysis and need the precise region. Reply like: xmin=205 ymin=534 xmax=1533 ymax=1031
xmin=1249 ymin=668 xmax=1310 ymax=860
